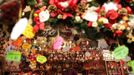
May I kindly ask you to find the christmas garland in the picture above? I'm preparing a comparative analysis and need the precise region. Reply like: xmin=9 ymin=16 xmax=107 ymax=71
xmin=21 ymin=0 xmax=134 ymax=43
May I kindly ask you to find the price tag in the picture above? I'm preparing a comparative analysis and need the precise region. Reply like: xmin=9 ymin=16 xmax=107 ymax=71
xmin=36 ymin=55 xmax=47 ymax=64
xmin=6 ymin=51 xmax=21 ymax=62
xmin=112 ymin=45 xmax=129 ymax=60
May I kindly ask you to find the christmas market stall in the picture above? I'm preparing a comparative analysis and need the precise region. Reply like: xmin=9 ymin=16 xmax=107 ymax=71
xmin=0 ymin=0 xmax=134 ymax=75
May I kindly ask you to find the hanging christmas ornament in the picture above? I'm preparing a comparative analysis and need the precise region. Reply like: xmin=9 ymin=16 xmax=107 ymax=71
xmin=112 ymin=45 xmax=129 ymax=60
xmin=10 ymin=18 xmax=28 ymax=40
